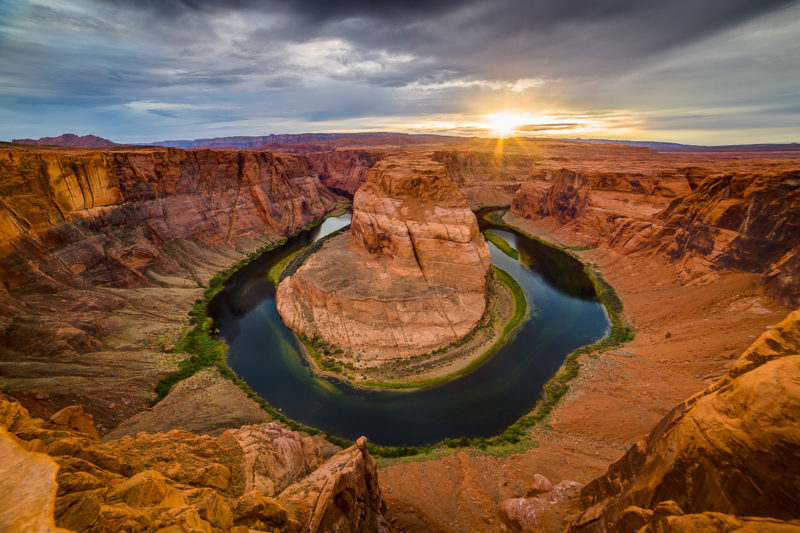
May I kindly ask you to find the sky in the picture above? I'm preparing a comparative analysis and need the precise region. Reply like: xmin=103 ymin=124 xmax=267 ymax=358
xmin=1 ymin=0 xmax=799 ymax=144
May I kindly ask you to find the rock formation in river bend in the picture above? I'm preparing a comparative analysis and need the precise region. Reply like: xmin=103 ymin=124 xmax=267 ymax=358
xmin=570 ymin=309 xmax=800 ymax=532
xmin=277 ymin=154 xmax=492 ymax=359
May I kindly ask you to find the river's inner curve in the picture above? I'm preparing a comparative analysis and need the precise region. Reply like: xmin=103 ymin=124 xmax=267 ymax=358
xmin=208 ymin=212 xmax=609 ymax=446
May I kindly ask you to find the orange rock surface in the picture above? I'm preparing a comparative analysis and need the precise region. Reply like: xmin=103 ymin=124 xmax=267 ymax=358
xmin=0 ymin=394 xmax=386 ymax=532
xmin=277 ymin=154 xmax=491 ymax=358
xmin=572 ymin=309 xmax=800 ymax=532
xmin=0 ymin=144 xmax=341 ymax=289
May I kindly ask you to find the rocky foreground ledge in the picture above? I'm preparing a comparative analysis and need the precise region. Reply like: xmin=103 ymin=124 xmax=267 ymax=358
xmin=277 ymin=154 xmax=492 ymax=361
xmin=0 ymin=394 xmax=388 ymax=532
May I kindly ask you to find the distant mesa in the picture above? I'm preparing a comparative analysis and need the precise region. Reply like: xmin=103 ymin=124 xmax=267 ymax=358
xmin=276 ymin=153 xmax=492 ymax=360
xmin=148 ymin=132 xmax=459 ymax=150
xmin=11 ymin=133 xmax=118 ymax=148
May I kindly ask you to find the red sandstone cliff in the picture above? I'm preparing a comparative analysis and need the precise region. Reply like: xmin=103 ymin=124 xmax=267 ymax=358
xmin=305 ymin=149 xmax=385 ymax=195
xmin=0 ymin=146 xmax=341 ymax=290
xmin=607 ymin=171 xmax=800 ymax=305
xmin=509 ymin=167 xmax=800 ymax=306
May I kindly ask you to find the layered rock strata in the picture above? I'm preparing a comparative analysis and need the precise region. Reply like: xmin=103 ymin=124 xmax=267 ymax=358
xmin=510 ymin=168 xmax=800 ymax=306
xmin=0 ymin=145 xmax=341 ymax=289
xmin=306 ymin=149 xmax=385 ymax=195
xmin=0 ymin=394 xmax=387 ymax=532
xmin=277 ymin=154 xmax=492 ymax=359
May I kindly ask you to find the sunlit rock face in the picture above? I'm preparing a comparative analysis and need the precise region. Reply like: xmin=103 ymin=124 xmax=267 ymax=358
xmin=0 ymin=146 xmax=341 ymax=290
xmin=571 ymin=309 xmax=800 ymax=533
xmin=277 ymin=154 xmax=492 ymax=359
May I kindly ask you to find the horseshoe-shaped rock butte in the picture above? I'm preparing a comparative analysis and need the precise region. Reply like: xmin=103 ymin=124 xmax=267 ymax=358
xmin=276 ymin=154 xmax=492 ymax=360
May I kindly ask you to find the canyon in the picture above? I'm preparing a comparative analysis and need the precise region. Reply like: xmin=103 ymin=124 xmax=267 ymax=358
xmin=1 ymin=137 xmax=799 ymax=532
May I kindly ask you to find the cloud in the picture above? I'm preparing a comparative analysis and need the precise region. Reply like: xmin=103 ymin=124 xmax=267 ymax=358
xmin=516 ymin=123 xmax=580 ymax=132
xmin=0 ymin=0 xmax=798 ymax=143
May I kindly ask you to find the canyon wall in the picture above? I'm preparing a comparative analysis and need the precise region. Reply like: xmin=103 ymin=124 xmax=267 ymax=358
xmin=571 ymin=309 xmax=800 ymax=532
xmin=607 ymin=171 xmax=800 ymax=306
xmin=510 ymin=167 xmax=800 ymax=306
xmin=0 ymin=144 xmax=343 ymax=428
xmin=305 ymin=149 xmax=386 ymax=195
xmin=0 ymin=146 xmax=341 ymax=290
xmin=277 ymin=154 xmax=492 ymax=359
xmin=432 ymin=150 xmax=537 ymax=207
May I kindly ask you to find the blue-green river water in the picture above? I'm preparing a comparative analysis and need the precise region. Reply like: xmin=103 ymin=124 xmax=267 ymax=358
xmin=208 ymin=212 xmax=608 ymax=446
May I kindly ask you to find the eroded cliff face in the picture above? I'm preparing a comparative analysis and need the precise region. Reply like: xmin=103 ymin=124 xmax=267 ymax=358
xmin=277 ymin=154 xmax=492 ymax=359
xmin=306 ymin=149 xmax=385 ymax=195
xmin=510 ymin=167 xmax=800 ymax=306
xmin=0 ymin=144 xmax=343 ymax=429
xmin=608 ymin=171 xmax=800 ymax=305
xmin=432 ymin=150 xmax=535 ymax=207
xmin=0 ymin=394 xmax=387 ymax=533
xmin=571 ymin=309 xmax=800 ymax=533
xmin=0 ymin=146 xmax=341 ymax=289
xmin=511 ymin=169 xmax=591 ymax=224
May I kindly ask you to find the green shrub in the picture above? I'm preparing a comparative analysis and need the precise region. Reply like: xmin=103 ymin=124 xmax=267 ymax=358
xmin=483 ymin=231 xmax=519 ymax=260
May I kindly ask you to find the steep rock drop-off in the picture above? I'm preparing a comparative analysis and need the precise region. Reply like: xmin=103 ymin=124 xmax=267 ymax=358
xmin=277 ymin=154 xmax=492 ymax=360
xmin=0 ymin=145 xmax=341 ymax=289
xmin=510 ymin=168 xmax=800 ymax=306
xmin=306 ymin=149 xmax=386 ymax=196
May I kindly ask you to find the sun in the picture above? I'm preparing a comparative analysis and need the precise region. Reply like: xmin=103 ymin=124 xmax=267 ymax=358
xmin=484 ymin=112 xmax=523 ymax=138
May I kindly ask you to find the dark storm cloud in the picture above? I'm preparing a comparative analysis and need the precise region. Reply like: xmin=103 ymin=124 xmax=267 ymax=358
xmin=93 ymin=0 xmax=475 ymax=20
xmin=90 ymin=0 xmax=794 ymax=81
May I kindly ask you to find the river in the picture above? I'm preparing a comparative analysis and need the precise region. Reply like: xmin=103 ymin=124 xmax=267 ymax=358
xmin=208 ymin=212 xmax=608 ymax=446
